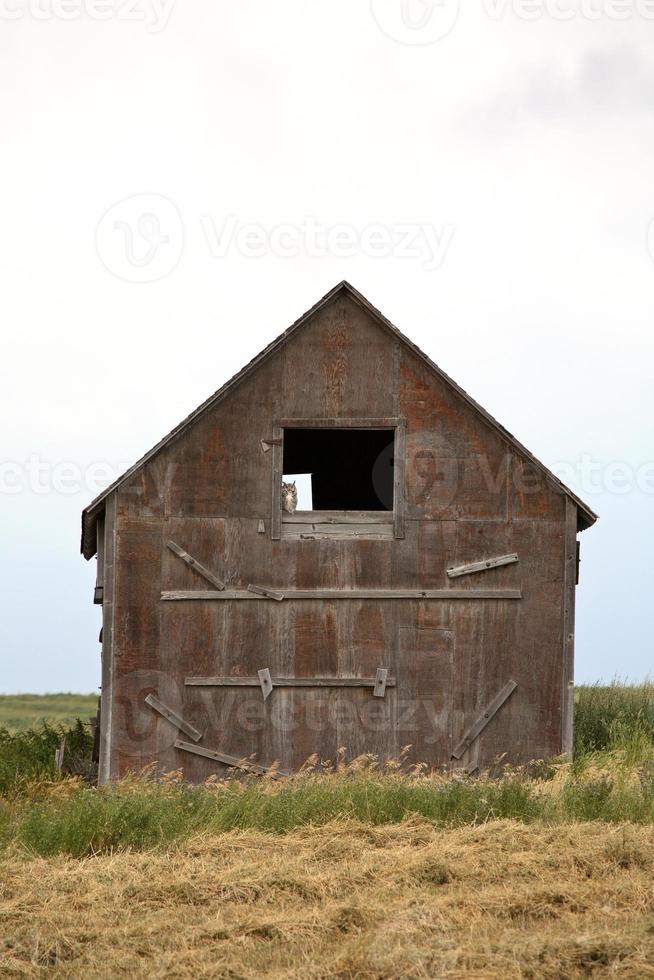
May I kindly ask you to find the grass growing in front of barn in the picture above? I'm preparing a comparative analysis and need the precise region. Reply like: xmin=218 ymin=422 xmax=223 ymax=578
xmin=1 ymin=750 xmax=654 ymax=859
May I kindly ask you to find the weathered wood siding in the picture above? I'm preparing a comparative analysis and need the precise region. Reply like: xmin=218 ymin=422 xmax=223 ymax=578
xmin=104 ymin=292 xmax=573 ymax=780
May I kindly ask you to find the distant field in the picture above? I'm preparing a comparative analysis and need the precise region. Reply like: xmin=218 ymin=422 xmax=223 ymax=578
xmin=0 ymin=694 xmax=98 ymax=732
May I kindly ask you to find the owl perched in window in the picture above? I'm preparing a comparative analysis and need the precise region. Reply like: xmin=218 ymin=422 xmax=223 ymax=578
xmin=282 ymin=480 xmax=298 ymax=514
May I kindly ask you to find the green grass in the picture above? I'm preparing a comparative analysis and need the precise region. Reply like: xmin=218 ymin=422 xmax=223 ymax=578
xmin=0 ymin=693 xmax=98 ymax=732
xmin=574 ymin=680 xmax=654 ymax=755
xmin=0 ymin=721 xmax=93 ymax=797
xmin=2 ymin=756 xmax=654 ymax=857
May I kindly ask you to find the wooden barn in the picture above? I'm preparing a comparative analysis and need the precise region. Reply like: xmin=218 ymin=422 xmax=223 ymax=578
xmin=81 ymin=281 xmax=597 ymax=782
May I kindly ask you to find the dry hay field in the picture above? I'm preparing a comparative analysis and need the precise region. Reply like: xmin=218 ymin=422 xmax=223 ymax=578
xmin=2 ymin=818 xmax=654 ymax=978
xmin=1 ymin=683 xmax=654 ymax=978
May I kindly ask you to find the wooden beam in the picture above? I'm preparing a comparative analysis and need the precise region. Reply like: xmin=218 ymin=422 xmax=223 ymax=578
xmin=175 ymin=739 xmax=289 ymax=777
xmin=451 ymin=680 xmax=518 ymax=759
xmin=144 ymin=693 xmax=202 ymax=742
xmin=446 ymin=553 xmax=519 ymax=579
xmin=166 ymin=540 xmax=225 ymax=591
xmin=561 ymin=499 xmax=578 ymax=757
xmin=163 ymin=588 xmax=523 ymax=602
xmin=278 ymin=417 xmax=401 ymax=429
xmin=271 ymin=422 xmax=283 ymax=541
xmin=282 ymin=511 xmax=391 ymax=524
xmin=185 ymin=674 xmax=397 ymax=689
xmin=393 ymin=418 xmax=406 ymax=540
xmin=282 ymin=524 xmax=394 ymax=541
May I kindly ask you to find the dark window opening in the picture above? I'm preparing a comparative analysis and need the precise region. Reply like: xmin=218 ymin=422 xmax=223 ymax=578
xmin=283 ymin=427 xmax=395 ymax=511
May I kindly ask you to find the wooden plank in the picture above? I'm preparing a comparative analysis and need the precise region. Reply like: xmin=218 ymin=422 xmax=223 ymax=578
xmin=258 ymin=667 xmax=273 ymax=700
xmin=175 ymin=739 xmax=289 ymax=778
xmin=167 ymin=540 xmax=225 ymax=591
xmin=373 ymin=668 xmax=388 ymax=698
xmin=451 ymin=679 xmax=518 ymax=759
xmin=247 ymin=584 xmax=285 ymax=601
xmin=393 ymin=418 xmax=406 ymax=540
xmin=561 ymin=499 xmax=578 ymax=757
xmin=446 ymin=553 xmax=519 ymax=579
xmin=282 ymin=511 xmax=391 ymax=524
xmin=282 ymin=523 xmax=393 ymax=540
xmin=185 ymin=675 xmax=397 ymax=689
xmin=271 ymin=422 xmax=283 ymax=540
xmin=144 ymin=693 xmax=203 ymax=742
xmin=163 ymin=588 xmax=523 ymax=602
xmin=279 ymin=417 xmax=401 ymax=429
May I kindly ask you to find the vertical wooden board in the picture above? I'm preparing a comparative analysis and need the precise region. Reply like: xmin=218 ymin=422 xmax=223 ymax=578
xmin=390 ymin=521 xmax=456 ymax=590
xmin=399 ymin=351 xmax=510 ymax=521
xmin=219 ymin=516 xmax=276 ymax=591
xmin=294 ymin=602 xmax=338 ymax=676
xmin=166 ymin=356 xmax=284 ymax=519
xmin=405 ymin=451 xmax=510 ymax=521
xmin=510 ymin=454 xmax=567 ymax=522
xmin=336 ymin=601 xmax=397 ymax=762
xmin=264 ymin=600 xmax=296 ymax=773
xmin=509 ymin=518 xmax=568 ymax=762
xmin=117 ymin=453 xmax=174 ymax=521
xmin=450 ymin=598 xmax=510 ymax=765
xmin=397 ymin=625 xmax=454 ymax=768
xmin=399 ymin=352 xmax=507 ymax=459
xmin=114 ymin=517 xmax=163 ymax=676
xmin=561 ymin=499 xmax=578 ymax=757
xmin=99 ymin=496 xmax=116 ymax=783
xmin=281 ymin=294 xmax=396 ymax=419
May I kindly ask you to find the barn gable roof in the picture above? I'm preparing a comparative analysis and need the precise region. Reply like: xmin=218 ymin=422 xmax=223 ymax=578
xmin=81 ymin=281 xmax=597 ymax=558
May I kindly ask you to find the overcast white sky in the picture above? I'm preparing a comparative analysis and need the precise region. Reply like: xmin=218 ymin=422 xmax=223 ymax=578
xmin=1 ymin=1 xmax=653 ymax=693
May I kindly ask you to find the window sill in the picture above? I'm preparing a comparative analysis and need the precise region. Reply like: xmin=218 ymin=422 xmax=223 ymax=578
xmin=281 ymin=510 xmax=393 ymax=540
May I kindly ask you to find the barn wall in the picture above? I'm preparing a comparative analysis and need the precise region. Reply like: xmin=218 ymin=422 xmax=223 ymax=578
xmin=104 ymin=293 xmax=572 ymax=780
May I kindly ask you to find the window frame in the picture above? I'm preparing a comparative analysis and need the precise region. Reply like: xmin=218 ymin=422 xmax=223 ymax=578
xmin=271 ymin=417 xmax=406 ymax=541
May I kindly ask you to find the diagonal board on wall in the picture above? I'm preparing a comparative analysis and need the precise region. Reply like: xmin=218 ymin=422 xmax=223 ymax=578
xmin=175 ymin=739 xmax=289 ymax=778
xmin=446 ymin=553 xmax=519 ymax=579
xmin=144 ymin=693 xmax=203 ymax=743
xmin=166 ymin=540 xmax=225 ymax=591
xmin=451 ymin=680 xmax=518 ymax=759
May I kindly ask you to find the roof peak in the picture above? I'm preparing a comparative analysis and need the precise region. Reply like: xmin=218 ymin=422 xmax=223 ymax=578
xmin=81 ymin=281 xmax=597 ymax=558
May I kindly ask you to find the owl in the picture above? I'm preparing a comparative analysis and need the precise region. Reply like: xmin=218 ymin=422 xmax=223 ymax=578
xmin=282 ymin=480 xmax=298 ymax=514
